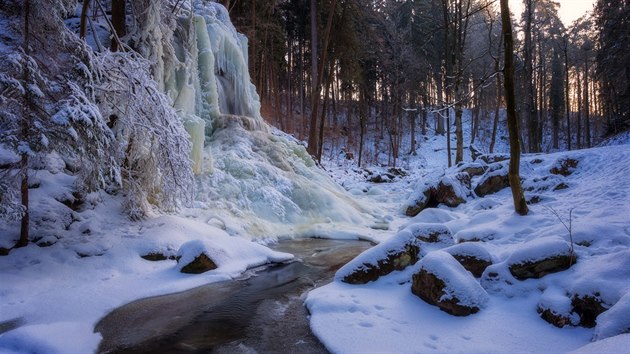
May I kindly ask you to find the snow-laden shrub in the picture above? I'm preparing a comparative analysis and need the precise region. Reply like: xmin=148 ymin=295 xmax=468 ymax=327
xmin=92 ymin=51 xmax=193 ymax=219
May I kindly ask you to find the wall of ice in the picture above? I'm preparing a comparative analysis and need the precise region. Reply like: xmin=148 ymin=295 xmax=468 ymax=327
xmin=159 ymin=1 xmax=262 ymax=173
xmin=135 ymin=1 xmax=378 ymax=238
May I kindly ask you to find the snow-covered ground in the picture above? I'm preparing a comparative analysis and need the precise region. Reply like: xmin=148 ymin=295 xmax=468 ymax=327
xmin=2 ymin=122 xmax=629 ymax=353
xmin=306 ymin=133 xmax=630 ymax=353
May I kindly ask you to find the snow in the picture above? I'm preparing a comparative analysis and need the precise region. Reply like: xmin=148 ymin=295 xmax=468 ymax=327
xmin=1 ymin=1 xmax=630 ymax=353
xmin=593 ymin=291 xmax=630 ymax=341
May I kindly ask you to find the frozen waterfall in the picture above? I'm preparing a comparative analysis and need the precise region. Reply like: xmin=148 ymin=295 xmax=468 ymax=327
xmin=136 ymin=1 xmax=379 ymax=238
xmin=163 ymin=2 xmax=262 ymax=173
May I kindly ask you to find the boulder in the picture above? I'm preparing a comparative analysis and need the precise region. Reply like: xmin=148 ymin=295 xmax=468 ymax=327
xmin=338 ymin=229 xmax=421 ymax=284
xmin=176 ymin=240 xmax=219 ymax=274
xmin=404 ymin=173 xmax=470 ymax=216
xmin=411 ymin=251 xmax=489 ymax=316
xmin=340 ymin=244 xmax=420 ymax=284
xmin=507 ymin=237 xmax=577 ymax=280
xmin=179 ymin=253 xmax=217 ymax=274
xmin=474 ymin=163 xmax=509 ymax=197
xmin=443 ymin=242 xmax=493 ymax=277
xmin=550 ymin=158 xmax=579 ymax=176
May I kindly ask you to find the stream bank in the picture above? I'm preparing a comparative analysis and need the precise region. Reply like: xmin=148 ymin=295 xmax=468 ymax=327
xmin=95 ymin=238 xmax=372 ymax=353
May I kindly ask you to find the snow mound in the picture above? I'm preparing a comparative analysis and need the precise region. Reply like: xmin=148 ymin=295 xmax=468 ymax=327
xmin=593 ymin=291 xmax=630 ymax=341
xmin=570 ymin=333 xmax=630 ymax=354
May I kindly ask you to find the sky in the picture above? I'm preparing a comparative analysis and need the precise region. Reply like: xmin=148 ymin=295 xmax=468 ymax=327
xmin=508 ymin=0 xmax=597 ymax=26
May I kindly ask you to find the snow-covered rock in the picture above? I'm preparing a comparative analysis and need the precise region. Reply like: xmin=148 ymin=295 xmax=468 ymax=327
xmin=411 ymin=251 xmax=489 ymax=316
xmin=443 ymin=242 xmax=493 ymax=277
xmin=336 ymin=228 xmax=421 ymax=284
xmin=507 ymin=236 xmax=576 ymax=280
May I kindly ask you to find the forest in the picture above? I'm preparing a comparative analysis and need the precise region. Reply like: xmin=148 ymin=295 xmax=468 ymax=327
xmin=0 ymin=0 xmax=629 ymax=353
xmin=225 ymin=0 xmax=629 ymax=165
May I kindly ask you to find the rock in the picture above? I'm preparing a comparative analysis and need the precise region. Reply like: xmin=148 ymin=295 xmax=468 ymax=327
xmin=179 ymin=253 xmax=218 ymax=274
xmin=176 ymin=240 xmax=219 ymax=274
xmin=553 ymin=183 xmax=569 ymax=191
xmin=411 ymin=251 xmax=489 ymax=316
xmin=509 ymin=254 xmax=576 ymax=280
xmin=537 ymin=288 xmax=576 ymax=328
xmin=141 ymin=252 xmax=174 ymax=261
xmin=404 ymin=173 xmax=470 ymax=216
xmin=469 ymin=144 xmax=483 ymax=161
xmin=406 ymin=223 xmax=453 ymax=244
xmin=474 ymin=163 xmax=509 ymax=197
xmin=369 ymin=174 xmax=394 ymax=183
xmin=571 ymin=294 xmax=607 ymax=328
xmin=550 ymin=158 xmax=579 ymax=176
xmin=338 ymin=229 xmax=421 ymax=284
xmin=405 ymin=188 xmax=437 ymax=217
xmin=478 ymin=153 xmax=509 ymax=164
xmin=388 ymin=167 xmax=408 ymax=177
xmin=539 ymin=308 xmax=573 ymax=328
xmin=340 ymin=244 xmax=420 ymax=284
xmin=457 ymin=162 xmax=488 ymax=178
xmin=507 ymin=237 xmax=577 ymax=280
xmin=443 ymin=243 xmax=493 ymax=277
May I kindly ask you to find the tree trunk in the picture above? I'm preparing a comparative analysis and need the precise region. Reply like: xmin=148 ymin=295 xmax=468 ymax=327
xmin=79 ymin=0 xmax=91 ymax=39
xmin=490 ymin=67 xmax=502 ymax=154
xmin=584 ymin=51 xmax=591 ymax=148
xmin=17 ymin=0 xmax=32 ymax=248
xmin=110 ymin=0 xmax=126 ymax=52
xmin=500 ymin=0 xmax=528 ymax=216
xmin=524 ymin=0 xmax=539 ymax=153
xmin=308 ymin=0 xmax=337 ymax=157
xmin=564 ymin=40 xmax=571 ymax=150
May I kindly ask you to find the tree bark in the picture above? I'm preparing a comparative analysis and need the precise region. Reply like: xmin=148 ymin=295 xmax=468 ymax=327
xmin=308 ymin=0 xmax=337 ymax=157
xmin=500 ymin=0 xmax=528 ymax=216
xmin=564 ymin=38 xmax=571 ymax=150
xmin=79 ymin=0 xmax=91 ymax=39
xmin=17 ymin=0 xmax=32 ymax=248
xmin=110 ymin=0 xmax=126 ymax=52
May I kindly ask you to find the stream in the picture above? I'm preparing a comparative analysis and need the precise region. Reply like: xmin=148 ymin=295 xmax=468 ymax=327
xmin=95 ymin=238 xmax=372 ymax=354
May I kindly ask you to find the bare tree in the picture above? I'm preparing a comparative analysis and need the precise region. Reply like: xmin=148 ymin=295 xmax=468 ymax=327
xmin=500 ymin=0 xmax=528 ymax=215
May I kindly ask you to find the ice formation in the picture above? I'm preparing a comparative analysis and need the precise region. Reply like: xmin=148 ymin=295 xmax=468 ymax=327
xmin=153 ymin=2 xmax=263 ymax=173
xmin=147 ymin=2 xmax=376 ymax=237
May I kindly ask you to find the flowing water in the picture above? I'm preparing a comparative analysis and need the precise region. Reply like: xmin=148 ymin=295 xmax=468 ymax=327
xmin=95 ymin=238 xmax=372 ymax=354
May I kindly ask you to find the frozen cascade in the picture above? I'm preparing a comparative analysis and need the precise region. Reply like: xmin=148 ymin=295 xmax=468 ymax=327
xmin=130 ymin=1 xmax=378 ymax=238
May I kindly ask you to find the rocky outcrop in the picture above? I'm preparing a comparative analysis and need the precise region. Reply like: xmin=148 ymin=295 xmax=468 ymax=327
xmin=478 ymin=153 xmax=509 ymax=164
xmin=176 ymin=240 xmax=219 ymax=274
xmin=411 ymin=251 xmax=489 ymax=316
